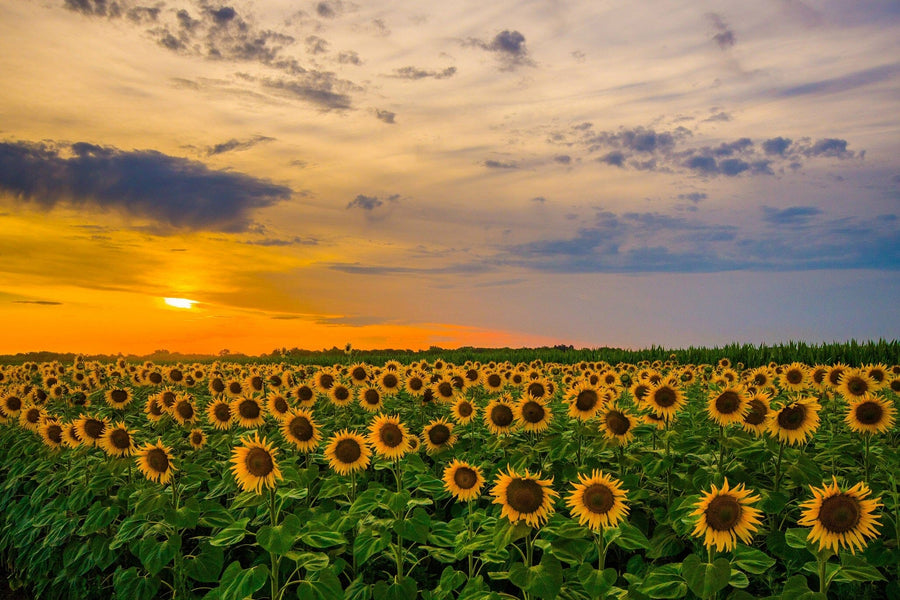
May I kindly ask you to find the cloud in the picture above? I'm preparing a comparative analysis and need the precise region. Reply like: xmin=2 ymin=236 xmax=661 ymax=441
xmin=305 ymin=35 xmax=329 ymax=55
xmin=677 ymin=192 xmax=707 ymax=203
xmin=374 ymin=109 xmax=396 ymax=124
xmin=483 ymin=160 xmax=518 ymax=169
xmin=315 ymin=1 xmax=346 ymax=18
xmin=776 ymin=63 xmax=900 ymax=98
xmin=803 ymin=138 xmax=856 ymax=159
xmin=762 ymin=206 xmax=822 ymax=225
xmin=553 ymin=155 xmax=572 ymax=164
xmin=387 ymin=66 xmax=457 ymax=80
xmin=465 ymin=30 xmax=535 ymax=70
xmin=243 ymin=236 xmax=319 ymax=246
xmin=13 ymin=300 xmax=63 ymax=305
xmin=337 ymin=50 xmax=361 ymax=65
xmin=0 ymin=140 xmax=291 ymax=231
xmin=206 ymin=135 xmax=275 ymax=156
xmin=598 ymin=151 xmax=625 ymax=167
xmin=260 ymin=75 xmax=354 ymax=110
xmin=762 ymin=137 xmax=792 ymax=156
xmin=708 ymin=13 xmax=736 ymax=49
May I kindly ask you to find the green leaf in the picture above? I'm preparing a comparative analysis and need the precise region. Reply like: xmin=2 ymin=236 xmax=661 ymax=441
xmin=354 ymin=530 xmax=390 ymax=565
xmin=257 ymin=514 xmax=302 ymax=555
xmin=394 ymin=507 xmax=431 ymax=544
xmin=110 ymin=515 xmax=147 ymax=550
xmin=184 ymin=542 xmax=224 ymax=583
xmin=138 ymin=532 xmax=181 ymax=576
xmin=780 ymin=574 xmax=827 ymax=600
xmin=384 ymin=490 xmax=412 ymax=514
xmin=373 ymin=578 xmax=418 ymax=600
xmin=168 ymin=497 xmax=201 ymax=529
xmin=79 ymin=501 xmax=120 ymax=535
xmin=639 ymin=564 xmax=687 ymax=599
xmin=837 ymin=554 xmax=885 ymax=582
xmin=732 ymin=545 xmax=776 ymax=575
xmin=728 ymin=569 xmax=749 ymax=589
xmin=300 ymin=529 xmax=346 ymax=548
xmin=439 ymin=566 xmax=466 ymax=592
xmin=577 ymin=564 xmax=617 ymax=597
xmin=785 ymin=528 xmax=812 ymax=550
xmin=199 ymin=501 xmax=235 ymax=528
xmin=216 ymin=562 xmax=269 ymax=600
xmin=548 ymin=538 xmax=593 ymax=565
xmin=285 ymin=551 xmax=330 ymax=572
xmin=344 ymin=576 xmax=372 ymax=600
xmin=350 ymin=486 xmax=385 ymax=514
xmin=131 ymin=489 xmax=168 ymax=516
xmin=113 ymin=566 xmax=160 ymax=600
xmin=612 ymin=521 xmax=651 ymax=550
xmin=209 ymin=518 xmax=250 ymax=547
xmin=682 ymin=555 xmax=730 ymax=599
xmin=508 ymin=554 xmax=564 ymax=599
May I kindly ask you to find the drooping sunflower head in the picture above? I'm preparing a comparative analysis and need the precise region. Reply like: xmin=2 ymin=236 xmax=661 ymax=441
xmin=325 ymin=429 xmax=371 ymax=475
xmin=491 ymin=466 xmax=558 ymax=529
xmin=691 ymin=478 xmax=763 ymax=552
xmin=837 ymin=369 xmax=874 ymax=400
xmin=566 ymin=470 xmax=629 ymax=531
xmin=75 ymin=414 xmax=109 ymax=446
xmin=741 ymin=392 xmax=773 ymax=436
xmin=798 ymin=477 xmax=882 ymax=554
xmin=844 ymin=394 xmax=896 ymax=435
xmin=485 ymin=396 xmax=516 ymax=435
xmin=100 ymin=421 xmax=136 ymax=457
xmin=629 ymin=381 xmax=652 ymax=405
xmin=136 ymin=439 xmax=175 ymax=484
xmin=443 ymin=459 xmax=485 ymax=502
xmin=646 ymin=382 xmax=686 ymax=420
xmin=368 ymin=413 xmax=412 ymax=459
xmin=707 ymin=386 xmax=749 ymax=427
xmin=422 ymin=417 xmax=457 ymax=454
xmin=515 ymin=396 xmax=553 ymax=433
xmin=767 ymin=396 xmax=821 ymax=446
xmin=105 ymin=387 xmax=133 ymax=409
xmin=566 ymin=383 xmax=604 ymax=421
xmin=281 ymin=408 xmax=321 ymax=453
xmin=188 ymin=428 xmax=206 ymax=449
xmin=600 ymin=404 xmax=636 ymax=445
xmin=230 ymin=433 xmax=283 ymax=494
xmin=265 ymin=393 xmax=291 ymax=420
xmin=231 ymin=396 xmax=266 ymax=428
xmin=38 ymin=420 xmax=65 ymax=450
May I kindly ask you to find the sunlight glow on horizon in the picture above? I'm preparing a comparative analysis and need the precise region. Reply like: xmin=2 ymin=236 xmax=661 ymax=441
xmin=164 ymin=297 xmax=196 ymax=309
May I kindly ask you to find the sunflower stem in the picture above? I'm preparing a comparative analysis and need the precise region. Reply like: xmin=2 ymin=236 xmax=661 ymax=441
xmin=863 ymin=433 xmax=870 ymax=482
xmin=773 ymin=443 xmax=784 ymax=494
xmin=268 ymin=486 xmax=282 ymax=600
xmin=596 ymin=524 xmax=606 ymax=571
xmin=817 ymin=549 xmax=830 ymax=595
xmin=466 ymin=501 xmax=475 ymax=579
xmin=718 ymin=426 xmax=726 ymax=477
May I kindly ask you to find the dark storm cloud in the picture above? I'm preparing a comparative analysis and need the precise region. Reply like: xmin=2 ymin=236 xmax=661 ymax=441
xmin=387 ymin=66 xmax=457 ymax=80
xmin=802 ymin=138 xmax=856 ymax=159
xmin=598 ymin=151 xmax=625 ymax=167
xmin=776 ymin=63 xmax=900 ymax=98
xmin=0 ymin=140 xmax=291 ymax=232
xmin=206 ymin=135 xmax=274 ymax=156
xmin=465 ymin=30 xmax=535 ymax=70
xmin=708 ymin=13 xmax=736 ymax=49
xmin=483 ymin=160 xmax=518 ymax=169
xmin=374 ymin=109 xmax=396 ymax=124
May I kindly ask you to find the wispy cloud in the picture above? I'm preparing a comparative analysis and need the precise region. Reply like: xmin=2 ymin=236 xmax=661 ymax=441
xmin=464 ymin=30 xmax=535 ymax=70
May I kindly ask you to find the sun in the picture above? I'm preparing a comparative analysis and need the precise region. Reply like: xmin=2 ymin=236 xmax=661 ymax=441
xmin=163 ymin=297 xmax=196 ymax=309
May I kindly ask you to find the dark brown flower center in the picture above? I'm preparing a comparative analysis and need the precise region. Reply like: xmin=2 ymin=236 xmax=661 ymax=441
xmin=176 ymin=401 xmax=194 ymax=420
xmin=333 ymin=386 xmax=350 ymax=401
xmin=26 ymin=408 xmax=41 ymax=424
xmin=289 ymin=416 xmax=314 ymax=441
xmin=269 ymin=374 xmax=283 ymax=387
xmin=211 ymin=378 xmax=226 ymax=393
xmin=705 ymin=495 xmax=742 ymax=531
xmin=228 ymin=381 xmax=243 ymax=395
xmin=147 ymin=448 xmax=169 ymax=473
xmin=46 ymin=424 xmax=63 ymax=444
xmin=437 ymin=382 xmax=454 ymax=398
xmin=427 ymin=424 xmax=451 ymax=445
xmin=334 ymin=438 xmax=362 ymax=463
xmin=148 ymin=398 xmax=163 ymax=417
xmin=169 ymin=369 xmax=183 ymax=382
xmin=362 ymin=389 xmax=381 ymax=405
xmin=453 ymin=466 xmax=478 ymax=490
xmin=249 ymin=376 xmax=264 ymax=391
xmin=633 ymin=385 xmax=649 ymax=401
xmin=777 ymin=404 xmax=807 ymax=430
xmin=381 ymin=374 xmax=398 ymax=389
xmin=238 ymin=399 xmax=261 ymax=419
xmin=606 ymin=411 xmax=631 ymax=435
xmin=318 ymin=373 xmax=335 ymax=390
xmin=191 ymin=432 xmax=203 ymax=445
xmin=297 ymin=386 xmax=314 ymax=403
xmin=818 ymin=493 xmax=861 ymax=533
xmin=785 ymin=369 xmax=804 ymax=384
xmin=752 ymin=374 xmax=768 ymax=386
xmin=378 ymin=423 xmax=404 ymax=448
xmin=457 ymin=401 xmax=473 ymax=417
xmin=83 ymin=418 xmax=105 ymax=439
xmin=845 ymin=376 xmax=868 ymax=396
xmin=351 ymin=367 xmax=367 ymax=381
xmin=148 ymin=372 xmax=163 ymax=384
xmin=890 ymin=379 xmax=900 ymax=393
xmin=487 ymin=374 xmax=502 ymax=388
xmin=653 ymin=387 xmax=677 ymax=408
xmin=213 ymin=402 xmax=231 ymax=422
xmin=506 ymin=478 xmax=544 ymax=514
xmin=715 ymin=391 xmax=741 ymax=415
xmin=582 ymin=483 xmax=615 ymax=514
xmin=408 ymin=377 xmax=423 ymax=391
xmin=161 ymin=391 xmax=176 ymax=407
xmin=465 ymin=369 xmax=479 ymax=382
xmin=854 ymin=401 xmax=883 ymax=425
xmin=868 ymin=369 xmax=885 ymax=383
xmin=490 ymin=404 xmax=514 ymax=427
xmin=110 ymin=429 xmax=131 ymax=449
xmin=521 ymin=401 xmax=545 ymax=423
xmin=110 ymin=389 xmax=129 ymax=404
xmin=744 ymin=399 xmax=768 ymax=425
xmin=5 ymin=396 xmax=21 ymax=412
xmin=245 ymin=447 xmax=274 ymax=477
xmin=272 ymin=396 xmax=288 ymax=413
xmin=828 ymin=368 xmax=844 ymax=386
xmin=527 ymin=382 xmax=546 ymax=398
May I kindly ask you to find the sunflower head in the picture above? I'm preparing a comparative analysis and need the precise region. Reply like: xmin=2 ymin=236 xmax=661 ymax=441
xmin=798 ymin=477 xmax=882 ymax=554
xmin=206 ymin=399 xmax=233 ymax=430
xmin=451 ymin=398 xmax=476 ymax=424
xmin=707 ymin=386 xmax=749 ymax=426
xmin=767 ymin=396 xmax=821 ymax=446
xmin=691 ymin=478 xmax=763 ymax=551
xmin=105 ymin=387 xmax=133 ymax=409
xmin=294 ymin=384 xmax=316 ymax=407
xmin=230 ymin=433 xmax=283 ymax=494
xmin=329 ymin=383 xmax=353 ymax=407
xmin=484 ymin=396 xmax=516 ymax=435
xmin=266 ymin=393 xmax=291 ymax=420
xmin=566 ymin=470 xmax=629 ymax=531
xmin=38 ymin=420 xmax=65 ymax=450
xmin=491 ymin=466 xmax=558 ymax=528
xmin=368 ymin=414 xmax=412 ymax=459
xmin=76 ymin=415 xmax=109 ymax=446
xmin=844 ymin=394 xmax=896 ymax=435
xmin=281 ymin=408 xmax=321 ymax=453
xmin=188 ymin=428 xmax=206 ymax=449
xmin=421 ymin=417 xmax=457 ymax=454
xmin=443 ymin=459 xmax=485 ymax=502
xmin=325 ymin=429 xmax=371 ymax=475
xmin=837 ymin=369 xmax=874 ymax=400
xmin=600 ymin=404 xmax=636 ymax=445
xmin=646 ymin=382 xmax=686 ymax=419
xmin=741 ymin=392 xmax=772 ymax=436
xmin=100 ymin=421 xmax=137 ymax=457
xmin=566 ymin=383 xmax=604 ymax=420
xmin=136 ymin=439 xmax=176 ymax=484
xmin=231 ymin=396 xmax=266 ymax=428
xmin=515 ymin=396 xmax=553 ymax=433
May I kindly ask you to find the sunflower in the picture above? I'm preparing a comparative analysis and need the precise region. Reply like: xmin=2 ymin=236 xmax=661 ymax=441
xmin=375 ymin=370 xmax=403 ymax=396
xmin=863 ymin=364 xmax=888 ymax=390
xmin=691 ymin=478 xmax=763 ymax=551
xmin=483 ymin=371 xmax=505 ymax=393
xmin=38 ymin=420 xmax=65 ymax=450
xmin=889 ymin=377 xmax=900 ymax=395
xmin=798 ymin=477 xmax=881 ymax=554
xmin=717 ymin=358 xmax=731 ymax=369
xmin=403 ymin=372 xmax=426 ymax=396
xmin=1 ymin=393 xmax=22 ymax=416
xmin=208 ymin=376 xmax=227 ymax=396
xmin=281 ymin=408 xmax=321 ymax=453
xmin=491 ymin=467 xmax=558 ymax=528
xmin=629 ymin=381 xmax=652 ymax=405
xmin=329 ymin=383 xmax=353 ymax=407
xmin=19 ymin=405 xmax=45 ymax=431
xmin=206 ymin=398 xmax=233 ymax=430
xmin=515 ymin=396 xmax=553 ymax=433
xmin=368 ymin=413 xmax=412 ymax=459
xmin=566 ymin=383 xmax=604 ymax=421
xmin=353 ymin=386 xmax=381 ymax=412
xmin=231 ymin=396 xmax=266 ymax=428
xmin=266 ymin=370 xmax=287 ymax=390
xmin=188 ymin=428 xmax=206 ymax=449
xmin=136 ymin=439 xmax=176 ymax=484
xmin=837 ymin=369 xmax=874 ymax=400
xmin=566 ymin=470 xmax=629 ymax=531
xmin=746 ymin=367 xmax=774 ymax=390
xmin=600 ymin=404 xmax=637 ymax=445
xmin=294 ymin=384 xmax=316 ymax=408
xmin=224 ymin=378 xmax=244 ymax=398
xmin=61 ymin=422 xmax=82 ymax=448
xmin=76 ymin=415 xmax=109 ymax=446
xmin=642 ymin=411 xmax=667 ymax=430
xmin=105 ymin=387 xmax=133 ymax=409
xmin=825 ymin=363 xmax=849 ymax=390
xmin=245 ymin=373 xmax=266 ymax=396
xmin=645 ymin=382 xmax=686 ymax=420
xmin=767 ymin=396 xmax=821 ymax=446
xmin=171 ymin=396 xmax=197 ymax=426
xmin=265 ymin=393 xmax=291 ymax=420
xmin=741 ymin=392 xmax=773 ymax=436
xmin=707 ymin=386 xmax=749 ymax=427
xmin=348 ymin=363 xmax=370 ymax=385
xmin=324 ymin=429 xmax=371 ymax=475
xmin=443 ymin=459 xmax=485 ymax=502
xmin=159 ymin=389 xmax=178 ymax=412
xmin=422 ymin=417 xmax=457 ymax=454
xmin=451 ymin=398 xmax=477 ymax=424
xmin=432 ymin=378 xmax=457 ymax=403
xmin=100 ymin=422 xmax=137 ymax=457
xmin=844 ymin=394 xmax=896 ymax=435
xmin=484 ymin=396 xmax=516 ymax=435
xmin=523 ymin=378 xmax=553 ymax=402
xmin=166 ymin=366 xmax=185 ymax=385
xmin=230 ymin=433 xmax=283 ymax=494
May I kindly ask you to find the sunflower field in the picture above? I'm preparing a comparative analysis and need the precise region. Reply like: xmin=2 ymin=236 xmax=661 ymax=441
xmin=0 ymin=355 xmax=898 ymax=600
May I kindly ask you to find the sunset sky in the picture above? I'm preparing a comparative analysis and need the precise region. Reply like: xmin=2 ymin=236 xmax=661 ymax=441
xmin=1 ymin=0 xmax=898 ymax=355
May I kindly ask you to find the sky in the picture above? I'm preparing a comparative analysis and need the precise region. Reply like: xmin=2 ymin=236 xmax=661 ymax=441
xmin=0 ymin=0 xmax=898 ymax=355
